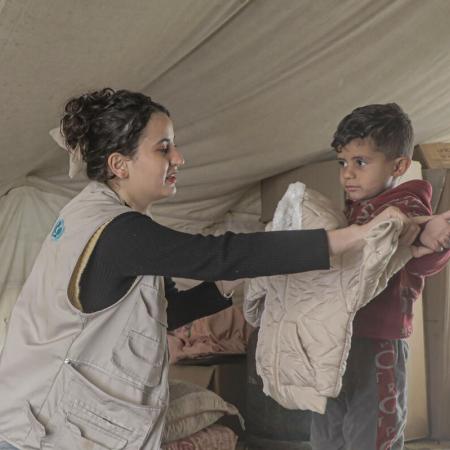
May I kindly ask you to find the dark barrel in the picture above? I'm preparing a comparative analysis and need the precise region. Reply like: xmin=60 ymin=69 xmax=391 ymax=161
xmin=245 ymin=329 xmax=312 ymax=450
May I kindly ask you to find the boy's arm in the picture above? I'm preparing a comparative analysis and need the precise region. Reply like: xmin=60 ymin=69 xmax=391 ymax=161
xmin=371 ymin=198 xmax=450 ymax=277
xmin=406 ymin=212 xmax=450 ymax=277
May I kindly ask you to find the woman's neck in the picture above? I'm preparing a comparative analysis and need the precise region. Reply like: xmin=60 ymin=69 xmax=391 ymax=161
xmin=106 ymin=180 xmax=148 ymax=213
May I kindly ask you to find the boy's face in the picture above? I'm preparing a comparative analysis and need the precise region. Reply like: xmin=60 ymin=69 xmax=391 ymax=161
xmin=337 ymin=138 xmax=408 ymax=202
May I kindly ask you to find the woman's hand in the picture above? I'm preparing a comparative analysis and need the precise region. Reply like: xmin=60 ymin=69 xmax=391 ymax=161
xmin=363 ymin=206 xmax=420 ymax=246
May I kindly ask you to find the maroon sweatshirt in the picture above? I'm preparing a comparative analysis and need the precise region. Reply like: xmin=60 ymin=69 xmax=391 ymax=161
xmin=345 ymin=180 xmax=450 ymax=339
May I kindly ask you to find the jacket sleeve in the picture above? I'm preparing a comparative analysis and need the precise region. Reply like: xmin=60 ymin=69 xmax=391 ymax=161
xmin=404 ymin=249 xmax=450 ymax=277
xmin=243 ymin=276 xmax=268 ymax=328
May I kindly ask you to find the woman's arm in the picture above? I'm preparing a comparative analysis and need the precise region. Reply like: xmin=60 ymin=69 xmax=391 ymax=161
xmin=165 ymin=278 xmax=232 ymax=330
xmin=80 ymin=208 xmax=414 ymax=313
xmin=326 ymin=224 xmax=364 ymax=256
xmin=326 ymin=206 xmax=421 ymax=256
xmin=96 ymin=212 xmax=331 ymax=281
xmin=79 ymin=212 xmax=329 ymax=312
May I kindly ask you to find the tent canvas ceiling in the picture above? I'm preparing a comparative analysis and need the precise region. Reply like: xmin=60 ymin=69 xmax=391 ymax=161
xmin=1 ymin=0 xmax=450 ymax=224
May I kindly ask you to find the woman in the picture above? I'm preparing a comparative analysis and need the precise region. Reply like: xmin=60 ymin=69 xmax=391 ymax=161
xmin=0 ymin=89 xmax=432 ymax=450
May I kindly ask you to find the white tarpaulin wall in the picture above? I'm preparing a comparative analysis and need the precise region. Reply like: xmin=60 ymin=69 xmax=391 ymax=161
xmin=2 ymin=0 xmax=450 ymax=438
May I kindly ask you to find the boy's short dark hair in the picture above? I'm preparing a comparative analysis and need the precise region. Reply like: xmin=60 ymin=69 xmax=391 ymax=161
xmin=331 ymin=103 xmax=414 ymax=159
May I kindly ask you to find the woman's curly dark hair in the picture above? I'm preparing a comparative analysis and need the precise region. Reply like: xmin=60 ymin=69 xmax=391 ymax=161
xmin=61 ymin=88 xmax=170 ymax=181
xmin=331 ymin=103 xmax=413 ymax=159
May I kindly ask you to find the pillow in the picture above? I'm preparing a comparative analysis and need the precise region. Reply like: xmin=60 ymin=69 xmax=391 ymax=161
xmin=163 ymin=380 xmax=244 ymax=444
xmin=162 ymin=424 xmax=238 ymax=450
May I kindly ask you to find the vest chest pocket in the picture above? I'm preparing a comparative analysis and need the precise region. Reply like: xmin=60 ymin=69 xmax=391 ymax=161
xmin=112 ymin=283 xmax=168 ymax=388
xmin=112 ymin=278 xmax=167 ymax=389
xmin=112 ymin=320 xmax=167 ymax=387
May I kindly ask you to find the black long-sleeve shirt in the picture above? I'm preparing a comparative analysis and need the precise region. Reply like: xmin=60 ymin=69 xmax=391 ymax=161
xmin=79 ymin=212 xmax=330 ymax=329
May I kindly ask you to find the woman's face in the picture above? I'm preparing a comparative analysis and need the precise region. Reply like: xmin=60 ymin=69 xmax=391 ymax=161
xmin=126 ymin=113 xmax=184 ymax=208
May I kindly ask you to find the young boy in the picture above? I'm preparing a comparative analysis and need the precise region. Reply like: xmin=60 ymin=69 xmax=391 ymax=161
xmin=310 ymin=103 xmax=450 ymax=450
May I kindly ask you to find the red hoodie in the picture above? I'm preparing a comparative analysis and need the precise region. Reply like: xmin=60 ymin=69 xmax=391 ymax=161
xmin=345 ymin=180 xmax=450 ymax=339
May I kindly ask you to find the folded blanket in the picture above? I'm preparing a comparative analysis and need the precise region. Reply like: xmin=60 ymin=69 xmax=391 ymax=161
xmin=168 ymin=305 xmax=254 ymax=364
xmin=162 ymin=424 xmax=238 ymax=450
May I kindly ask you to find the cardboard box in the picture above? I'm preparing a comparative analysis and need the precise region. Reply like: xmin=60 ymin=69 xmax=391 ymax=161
xmin=414 ymin=143 xmax=450 ymax=169
xmin=422 ymin=169 xmax=450 ymax=439
xmin=422 ymin=168 xmax=448 ymax=212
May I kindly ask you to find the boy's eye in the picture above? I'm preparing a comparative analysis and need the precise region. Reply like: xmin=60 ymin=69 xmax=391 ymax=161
xmin=337 ymin=160 xmax=347 ymax=167
xmin=356 ymin=159 xmax=367 ymax=167
xmin=159 ymin=146 xmax=169 ymax=154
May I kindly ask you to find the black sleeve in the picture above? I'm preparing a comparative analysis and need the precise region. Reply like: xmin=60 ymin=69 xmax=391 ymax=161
xmin=79 ymin=211 xmax=329 ymax=313
xmin=164 ymin=277 xmax=232 ymax=331
xmin=100 ymin=212 xmax=329 ymax=280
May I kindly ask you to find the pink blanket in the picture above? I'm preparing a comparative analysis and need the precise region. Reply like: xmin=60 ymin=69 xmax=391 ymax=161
xmin=168 ymin=305 xmax=254 ymax=364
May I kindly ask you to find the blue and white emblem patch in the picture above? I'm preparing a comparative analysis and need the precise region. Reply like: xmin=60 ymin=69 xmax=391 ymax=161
xmin=51 ymin=217 xmax=65 ymax=241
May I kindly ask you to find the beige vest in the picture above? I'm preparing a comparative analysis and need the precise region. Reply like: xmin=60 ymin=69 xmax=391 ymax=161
xmin=0 ymin=181 xmax=169 ymax=450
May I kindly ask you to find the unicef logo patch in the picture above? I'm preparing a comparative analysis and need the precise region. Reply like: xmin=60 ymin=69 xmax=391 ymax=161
xmin=51 ymin=218 xmax=65 ymax=241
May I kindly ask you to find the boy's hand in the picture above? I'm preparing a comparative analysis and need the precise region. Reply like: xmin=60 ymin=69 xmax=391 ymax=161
xmin=417 ymin=211 xmax=450 ymax=252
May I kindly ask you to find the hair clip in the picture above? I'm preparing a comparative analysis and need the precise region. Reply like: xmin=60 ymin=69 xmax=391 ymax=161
xmin=49 ymin=127 xmax=85 ymax=178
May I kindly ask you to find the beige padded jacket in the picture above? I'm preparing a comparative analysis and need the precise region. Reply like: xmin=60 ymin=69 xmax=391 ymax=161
xmin=244 ymin=183 xmax=412 ymax=413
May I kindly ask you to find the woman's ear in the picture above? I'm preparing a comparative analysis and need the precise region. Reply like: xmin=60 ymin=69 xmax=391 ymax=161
xmin=392 ymin=157 xmax=411 ymax=177
xmin=107 ymin=152 xmax=129 ymax=179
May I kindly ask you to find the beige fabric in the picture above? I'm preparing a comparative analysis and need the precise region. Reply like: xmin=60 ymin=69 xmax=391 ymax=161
xmin=0 ymin=181 xmax=169 ymax=450
xmin=48 ymin=127 xmax=85 ymax=179
xmin=145 ymin=0 xmax=450 ymax=227
xmin=0 ymin=186 xmax=70 ymax=349
xmin=2 ymin=0 xmax=450 ymax=219
xmin=244 ymin=183 xmax=412 ymax=413
xmin=163 ymin=380 xmax=243 ymax=444
xmin=162 ymin=424 xmax=238 ymax=450
xmin=0 ymin=0 xmax=250 ymax=198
